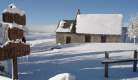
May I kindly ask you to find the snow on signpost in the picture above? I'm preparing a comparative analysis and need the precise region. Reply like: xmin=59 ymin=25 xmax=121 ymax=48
xmin=2 ymin=4 xmax=26 ymax=25
xmin=1 ymin=4 xmax=30 ymax=80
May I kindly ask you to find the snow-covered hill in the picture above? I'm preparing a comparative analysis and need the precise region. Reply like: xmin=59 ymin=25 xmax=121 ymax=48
xmin=2 ymin=32 xmax=138 ymax=80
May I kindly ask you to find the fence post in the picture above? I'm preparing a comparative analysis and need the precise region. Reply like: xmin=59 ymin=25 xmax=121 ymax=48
xmin=105 ymin=51 xmax=109 ymax=59
xmin=105 ymin=51 xmax=109 ymax=77
xmin=133 ymin=50 xmax=137 ymax=72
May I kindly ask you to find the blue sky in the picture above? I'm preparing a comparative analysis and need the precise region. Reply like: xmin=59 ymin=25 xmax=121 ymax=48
xmin=0 ymin=0 xmax=138 ymax=27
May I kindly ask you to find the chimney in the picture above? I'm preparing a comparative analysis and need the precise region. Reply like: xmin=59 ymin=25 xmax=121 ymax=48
xmin=75 ymin=9 xmax=81 ymax=20
xmin=77 ymin=9 xmax=80 ymax=15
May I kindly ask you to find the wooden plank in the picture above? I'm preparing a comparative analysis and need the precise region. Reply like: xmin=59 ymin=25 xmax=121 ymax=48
xmin=0 ymin=42 xmax=30 ymax=61
xmin=23 ymin=15 xmax=26 ymax=25
xmin=2 ymin=13 xmax=26 ymax=26
xmin=2 ymin=13 xmax=5 ymax=22
xmin=8 ymin=27 xmax=23 ymax=40
xmin=14 ymin=14 xmax=18 ymax=24
xmin=5 ymin=13 xmax=8 ymax=23
xmin=102 ymin=59 xmax=138 ymax=64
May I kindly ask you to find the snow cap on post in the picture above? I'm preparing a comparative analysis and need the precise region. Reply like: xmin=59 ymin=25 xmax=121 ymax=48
xmin=2 ymin=4 xmax=26 ymax=25
xmin=3 ymin=4 xmax=25 ymax=16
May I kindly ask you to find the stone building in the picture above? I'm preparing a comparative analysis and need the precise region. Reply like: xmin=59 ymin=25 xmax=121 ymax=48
xmin=56 ymin=9 xmax=123 ymax=44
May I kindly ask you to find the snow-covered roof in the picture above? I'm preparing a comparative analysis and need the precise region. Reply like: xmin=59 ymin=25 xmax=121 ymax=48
xmin=56 ymin=20 xmax=74 ymax=32
xmin=3 ymin=4 xmax=25 ymax=16
xmin=76 ymin=14 xmax=123 ymax=35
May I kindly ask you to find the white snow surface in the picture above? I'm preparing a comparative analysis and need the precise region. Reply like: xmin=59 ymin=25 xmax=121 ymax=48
xmin=49 ymin=73 xmax=75 ymax=80
xmin=3 ymin=4 xmax=25 ymax=16
xmin=76 ymin=14 xmax=123 ymax=35
xmin=56 ymin=20 xmax=73 ymax=32
xmin=0 ymin=76 xmax=12 ymax=80
xmin=2 ymin=32 xmax=138 ymax=80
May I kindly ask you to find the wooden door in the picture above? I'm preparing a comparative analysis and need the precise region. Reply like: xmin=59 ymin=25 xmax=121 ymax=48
xmin=66 ymin=36 xmax=71 ymax=44
xmin=101 ymin=36 xmax=106 ymax=43
xmin=85 ymin=35 xmax=90 ymax=42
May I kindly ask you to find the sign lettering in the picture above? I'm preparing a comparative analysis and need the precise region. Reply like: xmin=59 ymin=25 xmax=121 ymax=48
xmin=3 ymin=12 xmax=26 ymax=25
xmin=0 ymin=42 xmax=30 ymax=61
xmin=8 ymin=27 xmax=23 ymax=40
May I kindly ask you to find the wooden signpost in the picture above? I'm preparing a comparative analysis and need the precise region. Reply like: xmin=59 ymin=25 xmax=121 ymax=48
xmin=8 ymin=27 xmax=23 ymax=40
xmin=1 ymin=4 xmax=30 ymax=80
xmin=2 ymin=13 xmax=26 ymax=25
xmin=0 ymin=42 xmax=30 ymax=61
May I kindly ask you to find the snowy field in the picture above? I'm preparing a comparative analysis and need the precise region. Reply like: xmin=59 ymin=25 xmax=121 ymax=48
xmin=2 ymin=32 xmax=138 ymax=80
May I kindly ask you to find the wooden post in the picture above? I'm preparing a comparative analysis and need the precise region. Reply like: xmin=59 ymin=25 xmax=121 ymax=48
xmin=105 ymin=51 xmax=109 ymax=59
xmin=105 ymin=51 xmax=109 ymax=77
xmin=105 ymin=63 xmax=108 ymax=78
xmin=133 ymin=50 xmax=137 ymax=72
xmin=12 ymin=58 xmax=18 ymax=80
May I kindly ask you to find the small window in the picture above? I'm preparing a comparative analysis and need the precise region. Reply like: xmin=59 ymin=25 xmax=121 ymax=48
xmin=101 ymin=36 xmax=106 ymax=43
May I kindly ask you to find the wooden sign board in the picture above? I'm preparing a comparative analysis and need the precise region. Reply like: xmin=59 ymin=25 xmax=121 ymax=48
xmin=2 ymin=12 xmax=26 ymax=25
xmin=8 ymin=27 xmax=23 ymax=40
xmin=0 ymin=42 xmax=30 ymax=61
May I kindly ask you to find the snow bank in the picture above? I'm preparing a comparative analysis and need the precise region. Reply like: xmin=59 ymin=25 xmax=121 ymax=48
xmin=76 ymin=14 xmax=123 ymax=35
xmin=49 ymin=73 xmax=75 ymax=80
xmin=56 ymin=20 xmax=73 ymax=32
xmin=0 ymin=76 xmax=12 ymax=80
xmin=3 ymin=4 xmax=25 ymax=16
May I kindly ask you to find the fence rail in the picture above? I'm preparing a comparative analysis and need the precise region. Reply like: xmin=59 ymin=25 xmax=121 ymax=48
xmin=101 ymin=50 xmax=138 ymax=78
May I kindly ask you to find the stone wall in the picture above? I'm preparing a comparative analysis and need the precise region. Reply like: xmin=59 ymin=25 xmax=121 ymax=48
xmin=56 ymin=32 xmax=121 ymax=44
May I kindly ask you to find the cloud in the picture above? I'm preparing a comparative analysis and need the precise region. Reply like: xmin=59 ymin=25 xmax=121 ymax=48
xmin=27 ymin=25 xmax=57 ymax=33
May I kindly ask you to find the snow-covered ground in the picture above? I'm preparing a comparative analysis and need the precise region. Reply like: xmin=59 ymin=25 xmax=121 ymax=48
xmin=2 ymin=32 xmax=138 ymax=80
xmin=26 ymin=32 xmax=56 ymax=47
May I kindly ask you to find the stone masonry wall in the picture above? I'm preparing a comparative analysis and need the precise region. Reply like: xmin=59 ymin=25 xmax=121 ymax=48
xmin=56 ymin=32 xmax=121 ymax=44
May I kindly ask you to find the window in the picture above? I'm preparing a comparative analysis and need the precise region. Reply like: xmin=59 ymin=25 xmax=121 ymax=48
xmin=101 ymin=36 xmax=106 ymax=43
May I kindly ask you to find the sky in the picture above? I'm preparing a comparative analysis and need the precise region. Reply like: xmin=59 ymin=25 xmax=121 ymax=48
xmin=0 ymin=0 xmax=138 ymax=32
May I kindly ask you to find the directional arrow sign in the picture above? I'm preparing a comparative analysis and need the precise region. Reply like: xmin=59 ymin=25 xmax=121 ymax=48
xmin=0 ymin=41 xmax=30 ymax=61
xmin=8 ymin=27 xmax=23 ymax=40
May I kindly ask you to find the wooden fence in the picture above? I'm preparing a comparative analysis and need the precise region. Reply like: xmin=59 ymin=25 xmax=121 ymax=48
xmin=101 ymin=50 xmax=138 ymax=78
